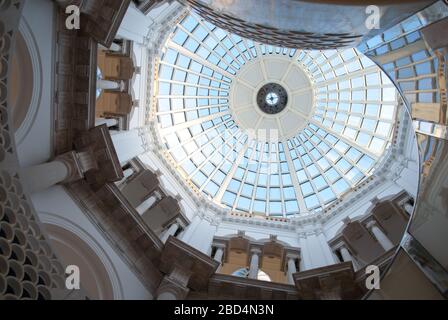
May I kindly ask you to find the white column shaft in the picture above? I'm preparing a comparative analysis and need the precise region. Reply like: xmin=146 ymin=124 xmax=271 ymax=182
xmin=287 ymin=258 xmax=297 ymax=285
xmin=123 ymin=168 xmax=134 ymax=178
xmin=370 ymin=224 xmax=394 ymax=251
xmin=160 ymin=223 xmax=180 ymax=243
xmin=97 ymin=79 xmax=120 ymax=90
xmin=404 ymin=203 xmax=413 ymax=215
xmin=340 ymin=246 xmax=353 ymax=263
xmin=20 ymin=161 xmax=69 ymax=194
xmin=248 ymin=253 xmax=260 ymax=279
xmin=214 ymin=248 xmax=224 ymax=264
xmin=99 ymin=42 xmax=121 ymax=52
xmin=179 ymin=215 xmax=201 ymax=243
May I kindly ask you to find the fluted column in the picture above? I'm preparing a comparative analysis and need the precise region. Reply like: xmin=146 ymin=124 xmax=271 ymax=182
xmin=160 ymin=222 xmax=180 ymax=243
xmin=248 ymin=248 xmax=261 ymax=279
xmin=366 ymin=220 xmax=394 ymax=251
xmin=286 ymin=255 xmax=297 ymax=285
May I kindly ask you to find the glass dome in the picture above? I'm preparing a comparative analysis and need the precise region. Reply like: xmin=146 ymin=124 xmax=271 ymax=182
xmin=231 ymin=268 xmax=271 ymax=282
xmin=154 ymin=12 xmax=398 ymax=217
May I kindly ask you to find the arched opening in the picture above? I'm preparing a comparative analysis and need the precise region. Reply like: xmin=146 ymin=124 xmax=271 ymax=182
xmin=8 ymin=31 xmax=33 ymax=131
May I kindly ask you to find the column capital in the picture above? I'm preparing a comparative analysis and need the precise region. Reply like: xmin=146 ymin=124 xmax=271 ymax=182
xmin=365 ymin=219 xmax=378 ymax=229
xmin=286 ymin=253 xmax=300 ymax=261
xmin=212 ymin=243 xmax=227 ymax=250
xmin=55 ymin=151 xmax=85 ymax=184
xmin=334 ymin=241 xmax=348 ymax=250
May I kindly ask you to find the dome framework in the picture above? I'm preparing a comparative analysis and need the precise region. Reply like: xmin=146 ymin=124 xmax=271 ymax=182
xmin=154 ymin=12 xmax=398 ymax=217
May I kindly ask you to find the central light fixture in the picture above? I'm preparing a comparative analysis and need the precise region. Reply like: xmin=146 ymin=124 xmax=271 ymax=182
xmin=266 ymin=92 xmax=279 ymax=106
xmin=256 ymin=83 xmax=288 ymax=115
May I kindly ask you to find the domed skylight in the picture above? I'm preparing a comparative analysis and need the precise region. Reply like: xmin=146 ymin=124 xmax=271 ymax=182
xmin=154 ymin=12 xmax=397 ymax=217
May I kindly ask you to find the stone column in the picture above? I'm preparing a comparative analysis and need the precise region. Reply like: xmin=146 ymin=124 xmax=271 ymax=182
xmin=366 ymin=220 xmax=394 ymax=251
xmin=160 ymin=221 xmax=180 ymax=243
xmin=339 ymin=245 xmax=352 ymax=262
xmin=248 ymin=248 xmax=261 ymax=279
xmin=213 ymin=247 xmax=225 ymax=264
xmin=116 ymin=168 xmax=134 ymax=187
xmin=95 ymin=118 xmax=119 ymax=128
xmin=20 ymin=151 xmax=84 ymax=194
xmin=111 ymin=129 xmax=146 ymax=164
xmin=97 ymin=79 xmax=121 ymax=90
xmin=156 ymin=291 xmax=177 ymax=300
xmin=135 ymin=191 xmax=162 ymax=215
xmin=286 ymin=255 xmax=298 ymax=285
xmin=213 ymin=245 xmax=225 ymax=272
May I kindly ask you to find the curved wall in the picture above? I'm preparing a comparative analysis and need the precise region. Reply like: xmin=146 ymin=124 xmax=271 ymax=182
xmin=30 ymin=186 xmax=154 ymax=300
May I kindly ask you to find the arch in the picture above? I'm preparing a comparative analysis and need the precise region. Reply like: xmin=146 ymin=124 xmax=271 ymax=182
xmin=231 ymin=267 xmax=272 ymax=282
xmin=38 ymin=212 xmax=124 ymax=299
xmin=11 ymin=18 xmax=43 ymax=145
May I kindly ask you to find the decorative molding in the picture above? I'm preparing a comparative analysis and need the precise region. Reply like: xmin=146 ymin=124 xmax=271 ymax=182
xmin=14 ymin=19 xmax=43 ymax=146
xmin=38 ymin=211 xmax=124 ymax=299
